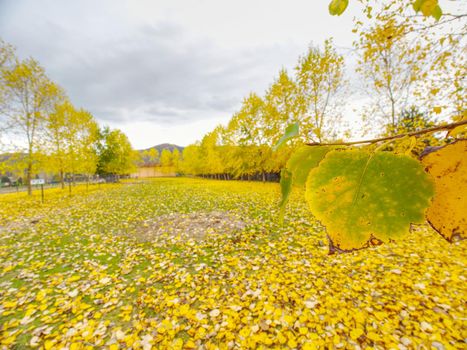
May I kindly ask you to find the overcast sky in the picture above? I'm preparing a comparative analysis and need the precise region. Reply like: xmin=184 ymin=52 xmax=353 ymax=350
xmin=0 ymin=0 xmax=362 ymax=149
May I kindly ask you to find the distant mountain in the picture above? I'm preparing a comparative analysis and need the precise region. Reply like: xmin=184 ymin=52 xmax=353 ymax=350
xmin=139 ymin=143 xmax=184 ymax=153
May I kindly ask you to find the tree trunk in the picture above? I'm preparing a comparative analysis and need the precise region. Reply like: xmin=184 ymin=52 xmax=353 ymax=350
xmin=60 ymin=170 xmax=64 ymax=189
xmin=27 ymin=162 xmax=32 ymax=196
xmin=262 ymin=172 xmax=266 ymax=183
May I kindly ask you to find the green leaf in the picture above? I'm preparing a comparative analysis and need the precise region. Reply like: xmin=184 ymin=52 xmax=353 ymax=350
xmin=287 ymin=146 xmax=336 ymax=187
xmin=273 ymin=123 xmax=299 ymax=151
xmin=412 ymin=0 xmax=443 ymax=19
xmin=305 ymin=149 xmax=434 ymax=250
xmin=412 ymin=0 xmax=423 ymax=11
xmin=278 ymin=146 xmax=335 ymax=223
xmin=432 ymin=5 xmax=442 ymax=20
xmin=279 ymin=169 xmax=292 ymax=223
xmin=329 ymin=0 xmax=349 ymax=16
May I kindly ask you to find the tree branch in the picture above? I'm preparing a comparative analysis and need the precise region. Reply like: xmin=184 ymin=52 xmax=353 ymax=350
xmin=306 ymin=120 xmax=467 ymax=146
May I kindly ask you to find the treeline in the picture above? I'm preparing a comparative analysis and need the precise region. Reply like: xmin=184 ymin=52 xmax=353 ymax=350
xmin=2 ymin=0 xmax=464 ymax=188
xmin=0 ymin=40 xmax=137 ymax=194
xmin=177 ymin=0 xmax=465 ymax=180
xmin=138 ymin=148 xmax=181 ymax=169
xmin=176 ymin=40 xmax=345 ymax=181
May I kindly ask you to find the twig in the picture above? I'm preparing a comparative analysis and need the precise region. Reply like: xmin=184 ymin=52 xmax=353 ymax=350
xmin=306 ymin=119 xmax=467 ymax=146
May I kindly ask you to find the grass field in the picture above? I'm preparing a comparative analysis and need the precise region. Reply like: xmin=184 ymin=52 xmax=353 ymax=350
xmin=0 ymin=178 xmax=465 ymax=349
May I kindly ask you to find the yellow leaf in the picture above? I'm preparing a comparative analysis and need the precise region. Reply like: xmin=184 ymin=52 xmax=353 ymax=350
xmin=366 ymin=331 xmax=380 ymax=341
xmin=36 ymin=290 xmax=46 ymax=302
xmin=287 ymin=337 xmax=298 ymax=348
xmin=447 ymin=124 xmax=467 ymax=138
xmin=302 ymin=343 xmax=318 ymax=350
xmin=68 ymin=275 xmax=81 ymax=282
xmin=433 ymin=106 xmax=442 ymax=114
xmin=172 ymin=338 xmax=184 ymax=350
xmin=277 ymin=332 xmax=287 ymax=344
xmin=69 ymin=343 xmax=81 ymax=350
xmin=350 ymin=328 xmax=364 ymax=340
xmin=3 ymin=301 xmax=17 ymax=308
xmin=354 ymin=311 xmax=366 ymax=324
xmin=2 ymin=335 xmax=17 ymax=345
xmin=422 ymin=140 xmax=467 ymax=241
xmin=184 ymin=340 xmax=196 ymax=349
xmin=44 ymin=340 xmax=55 ymax=350
xmin=420 ymin=0 xmax=438 ymax=16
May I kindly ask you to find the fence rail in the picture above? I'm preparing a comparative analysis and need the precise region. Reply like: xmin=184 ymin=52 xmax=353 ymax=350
xmin=0 ymin=181 xmax=110 ymax=195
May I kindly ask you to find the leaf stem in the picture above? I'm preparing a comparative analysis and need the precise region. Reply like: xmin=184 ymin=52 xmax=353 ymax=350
xmin=306 ymin=120 xmax=467 ymax=146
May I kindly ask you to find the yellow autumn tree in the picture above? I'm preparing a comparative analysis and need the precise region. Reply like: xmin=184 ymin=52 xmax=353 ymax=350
xmin=0 ymin=58 xmax=63 ymax=194
xmin=354 ymin=0 xmax=466 ymax=135
xmin=295 ymin=39 xmax=346 ymax=143
xmin=0 ymin=39 xmax=17 ymax=141
xmin=179 ymin=144 xmax=202 ymax=176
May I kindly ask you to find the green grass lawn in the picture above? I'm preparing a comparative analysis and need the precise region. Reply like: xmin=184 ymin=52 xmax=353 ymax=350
xmin=0 ymin=178 xmax=465 ymax=349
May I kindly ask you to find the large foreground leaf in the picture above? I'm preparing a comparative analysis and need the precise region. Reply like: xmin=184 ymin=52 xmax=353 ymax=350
xmin=287 ymin=146 xmax=335 ymax=186
xmin=279 ymin=169 xmax=292 ymax=222
xmin=278 ymin=146 xmax=334 ymax=222
xmin=422 ymin=140 xmax=466 ymax=242
xmin=305 ymin=149 xmax=434 ymax=250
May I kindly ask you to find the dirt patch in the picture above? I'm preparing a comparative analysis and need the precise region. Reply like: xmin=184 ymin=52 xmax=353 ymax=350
xmin=0 ymin=216 xmax=43 ymax=236
xmin=135 ymin=211 xmax=248 ymax=241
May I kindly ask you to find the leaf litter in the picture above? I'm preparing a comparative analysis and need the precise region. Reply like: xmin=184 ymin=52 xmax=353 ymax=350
xmin=0 ymin=178 xmax=465 ymax=349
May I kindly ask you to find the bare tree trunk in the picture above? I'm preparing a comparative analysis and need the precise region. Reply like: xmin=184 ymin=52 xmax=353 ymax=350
xmin=60 ymin=170 xmax=64 ymax=189
xmin=26 ymin=162 xmax=32 ymax=196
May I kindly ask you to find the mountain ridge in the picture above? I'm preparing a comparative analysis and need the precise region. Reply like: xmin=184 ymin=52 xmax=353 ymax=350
xmin=139 ymin=143 xmax=184 ymax=153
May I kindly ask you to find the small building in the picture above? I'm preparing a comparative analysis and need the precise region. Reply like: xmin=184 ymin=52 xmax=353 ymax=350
xmin=132 ymin=166 xmax=176 ymax=178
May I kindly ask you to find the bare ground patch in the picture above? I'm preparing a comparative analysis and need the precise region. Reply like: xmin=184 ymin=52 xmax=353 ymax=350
xmin=135 ymin=211 xmax=248 ymax=241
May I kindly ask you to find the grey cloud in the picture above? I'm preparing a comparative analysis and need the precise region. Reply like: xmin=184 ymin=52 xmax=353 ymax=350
xmin=0 ymin=1 xmax=300 ymax=126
